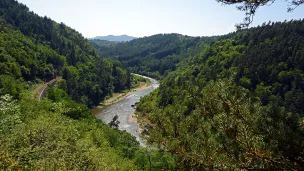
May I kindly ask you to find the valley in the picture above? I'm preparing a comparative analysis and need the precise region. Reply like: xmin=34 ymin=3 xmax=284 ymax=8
xmin=0 ymin=0 xmax=303 ymax=170
xmin=94 ymin=74 xmax=159 ymax=146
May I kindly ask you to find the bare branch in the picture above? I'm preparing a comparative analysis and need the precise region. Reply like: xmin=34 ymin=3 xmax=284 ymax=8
xmin=216 ymin=0 xmax=303 ymax=29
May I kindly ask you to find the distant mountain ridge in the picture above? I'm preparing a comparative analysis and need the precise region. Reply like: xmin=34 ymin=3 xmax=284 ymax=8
xmin=90 ymin=35 xmax=137 ymax=42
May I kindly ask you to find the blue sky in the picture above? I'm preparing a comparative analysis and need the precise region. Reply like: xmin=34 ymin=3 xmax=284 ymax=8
xmin=18 ymin=0 xmax=304 ymax=38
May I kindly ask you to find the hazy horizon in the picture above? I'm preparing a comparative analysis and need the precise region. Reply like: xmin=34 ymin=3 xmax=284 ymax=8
xmin=17 ymin=0 xmax=304 ymax=38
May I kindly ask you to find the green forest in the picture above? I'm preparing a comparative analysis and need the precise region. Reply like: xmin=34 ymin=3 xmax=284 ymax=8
xmin=0 ymin=0 xmax=134 ymax=107
xmin=136 ymin=20 xmax=304 ymax=169
xmin=91 ymin=34 xmax=218 ymax=79
xmin=1 ymin=0 xmax=304 ymax=170
xmin=0 ymin=0 xmax=169 ymax=170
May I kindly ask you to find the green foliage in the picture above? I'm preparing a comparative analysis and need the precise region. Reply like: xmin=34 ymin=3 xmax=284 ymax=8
xmin=137 ymin=20 xmax=304 ymax=169
xmin=90 ymin=39 xmax=118 ymax=47
xmin=1 ymin=0 xmax=304 ymax=169
xmin=0 ymin=75 xmax=24 ymax=99
xmin=91 ymin=34 xmax=219 ymax=79
xmin=0 ymin=22 xmax=65 ymax=81
xmin=0 ymin=95 xmax=138 ymax=170
xmin=140 ymin=79 xmax=272 ymax=169
xmin=131 ymin=74 xmax=150 ymax=88
xmin=0 ymin=1 xmax=153 ymax=169
xmin=0 ymin=0 xmax=133 ymax=106
xmin=134 ymin=148 xmax=176 ymax=170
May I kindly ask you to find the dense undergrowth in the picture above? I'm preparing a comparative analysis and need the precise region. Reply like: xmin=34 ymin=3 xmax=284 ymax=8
xmin=1 ymin=0 xmax=304 ymax=170
xmin=137 ymin=20 xmax=304 ymax=170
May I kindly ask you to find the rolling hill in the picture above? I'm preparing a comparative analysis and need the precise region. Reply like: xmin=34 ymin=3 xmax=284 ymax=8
xmin=90 ymin=34 xmax=137 ymax=42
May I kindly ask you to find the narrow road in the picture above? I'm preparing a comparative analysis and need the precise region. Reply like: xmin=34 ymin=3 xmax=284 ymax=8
xmin=38 ymin=77 xmax=62 ymax=100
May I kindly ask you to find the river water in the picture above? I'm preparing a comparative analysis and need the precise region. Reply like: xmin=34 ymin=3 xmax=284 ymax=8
xmin=95 ymin=75 xmax=159 ymax=145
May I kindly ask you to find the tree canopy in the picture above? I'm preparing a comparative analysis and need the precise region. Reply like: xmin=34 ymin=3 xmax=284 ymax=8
xmin=136 ymin=19 xmax=304 ymax=169
xmin=0 ymin=1 xmax=176 ymax=169
xmin=1 ymin=0 xmax=304 ymax=169
xmin=0 ymin=0 xmax=134 ymax=107
xmin=91 ymin=34 xmax=219 ymax=79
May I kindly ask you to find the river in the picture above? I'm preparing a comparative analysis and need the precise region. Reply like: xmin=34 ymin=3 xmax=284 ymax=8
xmin=94 ymin=75 xmax=159 ymax=145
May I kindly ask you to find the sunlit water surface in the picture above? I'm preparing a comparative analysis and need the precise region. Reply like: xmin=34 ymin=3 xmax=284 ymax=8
xmin=95 ymin=75 xmax=159 ymax=145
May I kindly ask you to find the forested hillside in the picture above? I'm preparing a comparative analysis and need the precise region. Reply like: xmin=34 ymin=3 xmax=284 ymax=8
xmin=91 ymin=34 xmax=218 ymax=79
xmin=0 ymin=0 xmax=133 ymax=107
xmin=0 ymin=0 xmax=169 ymax=169
xmin=137 ymin=20 xmax=304 ymax=169
xmin=90 ymin=39 xmax=117 ymax=47
xmin=90 ymin=35 xmax=137 ymax=42
xmin=1 ymin=0 xmax=304 ymax=170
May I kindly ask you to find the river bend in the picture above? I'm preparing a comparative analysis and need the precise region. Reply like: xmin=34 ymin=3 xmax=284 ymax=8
xmin=95 ymin=75 xmax=159 ymax=145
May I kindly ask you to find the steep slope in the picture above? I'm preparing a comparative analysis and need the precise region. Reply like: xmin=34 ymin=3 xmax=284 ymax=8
xmin=92 ymin=33 xmax=219 ymax=79
xmin=137 ymin=20 xmax=304 ymax=169
xmin=0 ymin=0 xmax=96 ymax=66
xmin=0 ymin=1 xmax=143 ymax=169
xmin=0 ymin=0 xmax=132 ymax=107
xmin=0 ymin=22 xmax=65 ymax=98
